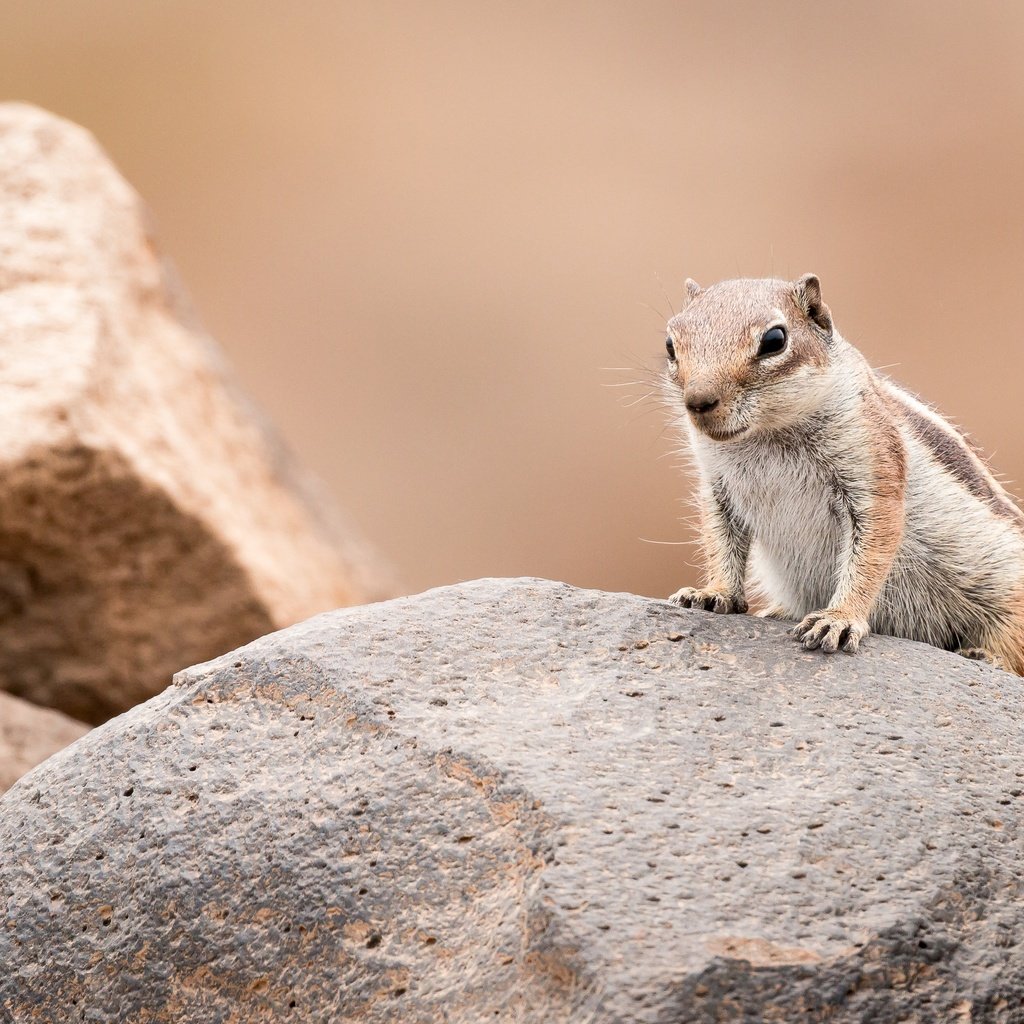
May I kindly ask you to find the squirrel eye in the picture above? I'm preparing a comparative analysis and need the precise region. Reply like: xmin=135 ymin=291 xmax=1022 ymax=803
xmin=665 ymin=336 xmax=676 ymax=361
xmin=757 ymin=325 xmax=788 ymax=357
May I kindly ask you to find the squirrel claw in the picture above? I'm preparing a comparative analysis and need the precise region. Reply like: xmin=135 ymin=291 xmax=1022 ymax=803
xmin=956 ymin=647 xmax=1006 ymax=669
xmin=791 ymin=610 xmax=868 ymax=653
xmin=669 ymin=587 xmax=748 ymax=615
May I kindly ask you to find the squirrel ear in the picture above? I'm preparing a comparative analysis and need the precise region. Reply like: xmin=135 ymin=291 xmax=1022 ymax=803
xmin=684 ymin=278 xmax=702 ymax=304
xmin=795 ymin=273 xmax=833 ymax=334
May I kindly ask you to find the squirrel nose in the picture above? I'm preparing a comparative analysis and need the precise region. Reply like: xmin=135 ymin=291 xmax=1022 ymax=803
xmin=685 ymin=391 xmax=720 ymax=415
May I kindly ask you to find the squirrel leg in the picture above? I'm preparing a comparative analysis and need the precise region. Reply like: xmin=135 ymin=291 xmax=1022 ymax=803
xmin=790 ymin=397 xmax=905 ymax=655
xmin=792 ymin=403 xmax=906 ymax=655
xmin=669 ymin=482 xmax=750 ymax=615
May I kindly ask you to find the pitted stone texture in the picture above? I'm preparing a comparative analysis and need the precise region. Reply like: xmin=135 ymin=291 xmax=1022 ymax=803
xmin=0 ymin=691 xmax=87 ymax=794
xmin=0 ymin=103 xmax=392 ymax=724
xmin=2 ymin=578 xmax=1024 ymax=1022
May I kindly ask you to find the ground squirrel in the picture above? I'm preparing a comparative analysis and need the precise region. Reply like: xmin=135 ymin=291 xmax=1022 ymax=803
xmin=663 ymin=274 xmax=1024 ymax=672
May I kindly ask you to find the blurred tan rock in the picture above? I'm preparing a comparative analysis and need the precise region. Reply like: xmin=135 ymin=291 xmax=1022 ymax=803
xmin=0 ymin=691 xmax=88 ymax=795
xmin=0 ymin=103 xmax=394 ymax=724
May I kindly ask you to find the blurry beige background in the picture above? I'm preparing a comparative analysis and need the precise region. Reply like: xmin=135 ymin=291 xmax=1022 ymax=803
xmin=2 ymin=1 xmax=1022 ymax=598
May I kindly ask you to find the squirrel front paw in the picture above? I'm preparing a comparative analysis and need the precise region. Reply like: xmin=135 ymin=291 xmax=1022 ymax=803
xmin=669 ymin=587 xmax=748 ymax=614
xmin=791 ymin=610 xmax=868 ymax=653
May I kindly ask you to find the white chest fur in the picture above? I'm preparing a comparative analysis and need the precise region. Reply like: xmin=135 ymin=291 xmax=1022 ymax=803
xmin=696 ymin=434 xmax=842 ymax=615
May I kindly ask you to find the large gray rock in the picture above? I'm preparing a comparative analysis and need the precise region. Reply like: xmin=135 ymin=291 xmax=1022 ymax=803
xmin=2 ymin=578 xmax=1023 ymax=1022
xmin=0 ymin=103 xmax=393 ymax=725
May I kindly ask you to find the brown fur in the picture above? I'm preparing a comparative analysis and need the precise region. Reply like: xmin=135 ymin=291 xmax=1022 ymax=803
xmin=883 ymin=386 xmax=1024 ymax=525
xmin=836 ymin=387 xmax=907 ymax=620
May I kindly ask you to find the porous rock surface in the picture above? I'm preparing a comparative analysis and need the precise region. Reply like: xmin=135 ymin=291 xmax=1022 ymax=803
xmin=0 ymin=103 xmax=390 ymax=724
xmin=0 ymin=691 xmax=87 ymax=795
xmin=2 ymin=577 xmax=1024 ymax=1023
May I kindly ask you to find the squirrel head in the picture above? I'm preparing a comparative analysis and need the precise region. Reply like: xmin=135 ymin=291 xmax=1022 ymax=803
xmin=665 ymin=274 xmax=836 ymax=442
